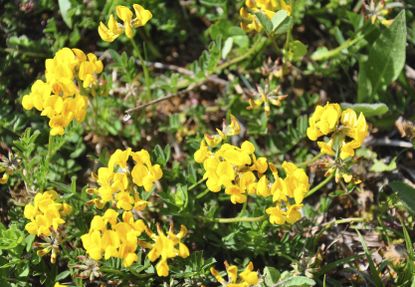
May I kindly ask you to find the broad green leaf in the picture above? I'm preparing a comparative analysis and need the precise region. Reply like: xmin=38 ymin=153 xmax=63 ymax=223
xmin=58 ymin=0 xmax=72 ymax=28
xmin=55 ymin=270 xmax=71 ymax=281
xmin=271 ymin=10 xmax=289 ymax=31
xmin=358 ymin=10 xmax=406 ymax=101
xmin=390 ymin=181 xmax=415 ymax=215
xmin=222 ymin=37 xmax=234 ymax=59
xmin=274 ymin=16 xmax=292 ymax=35
xmin=287 ymin=40 xmax=307 ymax=61
xmin=277 ymin=276 xmax=316 ymax=286
xmin=340 ymin=103 xmax=389 ymax=117
xmin=263 ymin=266 xmax=280 ymax=286
xmin=370 ymin=157 xmax=397 ymax=172
xmin=255 ymin=12 xmax=273 ymax=34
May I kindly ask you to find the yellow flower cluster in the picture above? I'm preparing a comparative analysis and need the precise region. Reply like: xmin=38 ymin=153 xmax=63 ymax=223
xmin=145 ymin=225 xmax=190 ymax=276
xmin=194 ymin=139 xmax=268 ymax=204
xmin=22 ymin=48 xmax=103 ymax=135
xmin=81 ymin=209 xmax=146 ymax=267
xmin=83 ymin=148 xmax=189 ymax=275
xmin=240 ymin=0 xmax=291 ymax=32
xmin=81 ymin=210 xmax=190 ymax=274
xmin=194 ymin=116 xmax=310 ymax=225
xmin=265 ymin=162 xmax=309 ymax=225
xmin=306 ymin=103 xmax=369 ymax=160
xmin=98 ymin=4 xmax=152 ymax=42
xmin=211 ymin=261 xmax=259 ymax=287
xmin=24 ymin=191 xmax=72 ymax=237
xmin=89 ymin=148 xmax=162 ymax=211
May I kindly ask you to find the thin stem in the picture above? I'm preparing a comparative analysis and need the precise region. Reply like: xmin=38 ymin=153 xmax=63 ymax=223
xmin=239 ymin=200 xmax=248 ymax=216
xmin=188 ymin=178 xmax=206 ymax=191
xmin=217 ymin=38 xmax=266 ymax=71
xmin=196 ymin=188 xmax=210 ymax=200
xmin=0 ymin=47 xmax=48 ymax=58
xmin=130 ymin=38 xmax=151 ymax=100
xmin=322 ymin=217 xmax=365 ymax=229
xmin=305 ymin=172 xmax=335 ymax=198
xmin=125 ymin=38 xmax=266 ymax=114
xmin=296 ymin=153 xmax=323 ymax=168
xmin=202 ymin=214 xmax=267 ymax=224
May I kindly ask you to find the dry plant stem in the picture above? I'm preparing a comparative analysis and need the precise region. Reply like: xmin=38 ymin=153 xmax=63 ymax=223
xmin=125 ymin=82 xmax=197 ymax=114
xmin=125 ymin=38 xmax=266 ymax=114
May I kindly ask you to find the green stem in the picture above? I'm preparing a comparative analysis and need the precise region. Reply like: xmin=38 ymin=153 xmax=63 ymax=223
xmin=322 ymin=217 xmax=365 ymax=229
xmin=188 ymin=178 xmax=206 ymax=191
xmin=0 ymin=47 xmax=48 ymax=58
xmin=130 ymin=38 xmax=151 ymax=100
xmin=296 ymin=153 xmax=323 ymax=168
xmin=137 ymin=30 xmax=161 ymax=58
xmin=217 ymin=37 xmax=266 ymax=71
xmin=305 ymin=172 xmax=335 ymax=198
xmin=196 ymin=188 xmax=210 ymax=200
xmin=211 ymin=214 xmax=266 ymax=223
xmin=311 ymin=36 xmax=363 ymax=61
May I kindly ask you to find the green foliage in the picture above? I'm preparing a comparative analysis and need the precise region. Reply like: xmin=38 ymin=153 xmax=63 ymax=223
xmin=358 ymin=11 xmax=407 ymax=102
xmin=0 ymin=0 xmax=414 ymax=286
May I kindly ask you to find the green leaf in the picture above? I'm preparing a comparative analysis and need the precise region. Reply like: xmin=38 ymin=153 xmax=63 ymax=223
xmin=370 ymin=157 xmax=397 ymax=172
xmin=222 ymin=37 xmax=234 ymax=59
xmin=390 ymin=181 xmax=415 ymax=215
xmin=277 ymin=276 xmax=316 ymax=286
xmin=271 ymin=10 xmax=289 ymax=31
xmin=55 ymin=270 xmax=71 ymax=281
xmin=340 ymin=103 xmax=389 ymax=117
xmin=255 ymin=12 xmax=273 ymax=34
xmin=58 ymin=0 xmax=72 ymax=28
xmin=0 ymin=224 xmax=24 ymax=250
xmin=263 ymin=266 xmax=280 ymax=286
xmin=273 ymin=16 xmax=292 ymax=35
xmin=356 ymin=229 xmax=384 ymax=287
xmin=287 ymin=40 xmax=307 ymax=61
xmin=358 ymin=10 xmax=406 ymax=101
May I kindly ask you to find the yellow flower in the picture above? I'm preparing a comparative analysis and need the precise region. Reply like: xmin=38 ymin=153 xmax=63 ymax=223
xmin=266 ymin=205 xmax=286 ymax=225
xmin=131 ymin=4 xmax=153 ymax=27
xmin=306 ymin=103 xmax=342 ymax=141
xmin=22 ymin=48 xmax=103 ymax=135
xmin=240 ymin=0 xmax=291 ymax=32
xmin=239 ymin=262 xmax=259 ymax=285
xmin=211 ymin=261 xmax=259 ymax=287
xmin=194 ymin=140 xmax=211 ymax=163
xmin=225 ymin=185 xmax=247 ymax=204
xmin=98 ymin=4 xmax=152 ymax=42
xmin=23 ymin=191 xmax=70 ymax=237
xmin=81 ymin=210 xmax=146 ymax=267
xmin=98 ymin=14 xmax=123 ymax=42
xmin=0 ymin=172 xmax=9 ymax=184
xmin=91 ymin=148 xmax=162 ymax=211
xmin=146 ymin=224 xmax=190 ymax=277
xmin=307 ymin=104 xmax=369 ymax=160
xmin=286 ymin=203 xmax=302 ymax=224
xmin=264 ymin=162 xmax=309 ymax=225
